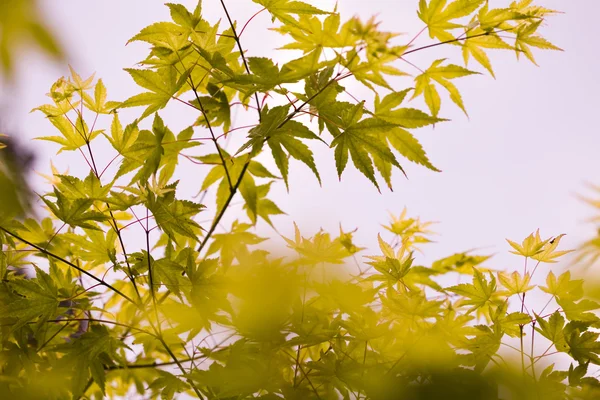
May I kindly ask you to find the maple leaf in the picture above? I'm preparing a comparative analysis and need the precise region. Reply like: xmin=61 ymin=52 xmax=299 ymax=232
xmin=36 ymin=114 xmax=103 ymax=153
xmin=282 ymin=223 xmax=354 ymax=265
xmin=120 ymin=66 xmax=191 ymax=120
xmin=413 ymin=59 xmax=480 ymax=117
xmin=446 ymin=268 xmax=497 ymax=312
xmin=55 ymin=325 xmax=127 ymax=397
xmin=0 ymin=266 xmax=59 ymax=331
xmin=104 ymin=114 xmax=139 ymax=155
xmin=462 ymin=28 xmax=513 ymax=77
xmin=463 ymin=325 xmax=502 ymax=372
xmin=557 ymin=298 xmax=600 ymax=323
xmin=149 ymin=370 xmax=189 ymax=400
xmin=55 ymin=171 xmax=112 ymax=201
xmin=498 ymin=271 xmax=535 ymax=296
xmin=566 ymin=330 xmax=600 ymax=365
xmin=531 ymin=233 xmax=574 ymax=263
xmin=146 ymin=181 xmax=205 ymax=242
xmin=506 ymin=229 xmax=549 ymax=258
xmin=42 ymin=188 xmax=109 ymax=230
xmin=196 ymin=150 xmax=279 ymax=223
xmin=191 ymin=82 xmax=232 ymax=132
xmin=61 ymin=229 xmax=117 ymax=267
xmin=514 ymin=20 xmax=562 ymax=65
xmin=243 ymin=182 xmax=285 ymax=226
xmin=238 ymin=104 xmax=322 ymax=189
xmin=253 ymin=0 xmax=330 ymax=29
xmin=207 ymin=221 xmax=266 ymax=267
xmin=535 ymin=311 xmax=568 ymax=353
xmin=329 ymin=102 xmax=403 ymax=191
xmin=117 ymin=113 xmax=198 ymax=183
xmin=81 ymin=79 xmax=120 ymax=114
xmin=540 ymin=271 xmax=584 ymax=302
xmin=365 ymin=235 xmax=414 ymax=284
xmin=490 ymin=302 xmax=530 ymax=337
xmin=431 ymin=252 xmax=491 ymax=275
xmin=418 ymin=0 xmax=487 ymax=42
xmin=166 ymin=2 xmax=203 ymax=30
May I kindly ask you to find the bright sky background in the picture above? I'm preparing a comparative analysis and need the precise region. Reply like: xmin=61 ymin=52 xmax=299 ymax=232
xmin=2 ymin=0 xmax=599 ymax=295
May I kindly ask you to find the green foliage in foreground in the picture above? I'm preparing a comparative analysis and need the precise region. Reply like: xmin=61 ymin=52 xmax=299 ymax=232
xmin=3 ymin=0 xmax=597 ymax=399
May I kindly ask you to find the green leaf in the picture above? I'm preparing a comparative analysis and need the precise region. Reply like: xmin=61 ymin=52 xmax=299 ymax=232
xmin=383 ymin=127 xmax=440 ymax=171
xmin=498 ymin=271 xmax=534 ymax=295
xmin=104 ymin=114 xmax=139 ymax=155
xmin=506 ymin=229 xmax=549 ymax=258
xmin=56 ymin=325 xmax=126 ymax=397
xmin=36 ymin=114 xmax=102 ymax=153
xmin=540 ymin=271 xmax=584 ymax=302
xmin=254 ymin=0 xmax=330 ymax=29
xmin=446 ymin=268 xmax=496 ymax=312
xmin=120 ymin=66 xmax=191 ymax=120
xmin=557 ymin=298 xmax=600 ymax=323
xmin=535 ymin=311 xmax=568 ymax=352
xmin=42 ymin=189 xmax=109 ymax=230
xmin=515 ymin=20 xmax=562 ymax=65
xmin=191 ymin=83 xmax=232 ymax=133
xmin=239 ymin=105 xmax=322 ymax=189
xmin=329 ymin=103 xmax=402 ymax=191
xmin=61 ymin=229 xmax=118 ymax=267
xmin=566 ymin=330 xmax=600 ymax=365
xmin=418 ymin=0 xmax=487 ymax=41
xmin=207 ymin=221 xmax=266 ymax=267
xmin=149 ymin=370 xmax=189 ymax=400
xmin=117 ymin=113 xmax=198 ymax=183
xmin=55 ymin=171 xmax=112 ymax=201
xmin=0 ymin=266 xmax=59 ymax=331
xmin=413 ymin=59 xmax=480 ymax=117
xmin=243 ymin=182 xmax=285 ymax=226
xmin=146 ymin=181 xmax=205 ymax=243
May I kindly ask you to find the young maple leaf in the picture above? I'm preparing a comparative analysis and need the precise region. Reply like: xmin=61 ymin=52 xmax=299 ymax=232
xmin=329 ymin=102 xmax=403 ymax=191
xmin=120 ymin=66 xmax=191 ymax=120
xmin=366 ymin=234 xmax=414 ymax=284
xmin=238 ymin=104 xmax=323 ymax=189
xmin=196 ymin=150 xmax=279 ymax=224
xmin=243 ymin=182 xmax=285 ymax=227
xmin=531 ymin=233 xmax=574 ymax=263
xmin=535 ymin=311 xmax=568 ymax=352
xmin=253 ymin=0 xmax=330 ymax=30
xmin=0 ymin=266 xmax=59 ymax=331
xmin=540 ymin=271 xmax=584 ymax=302
xmin=506 ymin=229 xmax=549 ymax=258
xmin=418 ymin=0 xmax=487 ymax=42
xmin=41 ymin=189 xmax=109 ymax=230
xmin=36 ymin=114 xmax=103 ymax=153
xmin=282 ymin=223 xmax=354 ymax=265
xmin=446 ymin=268 xmax=497 ymax=312
xmin=207 ymin=221 xmax=266 ymax=267
xmin=146 ymin=181 xmax=205 ymax=243
xmin=412 ymin=59 xmax=480 ymax=118
xmin=497 ymin=271 xmax=535 ymax=296
xmin=514 ymin=20 xmax=562 ymax=66
xmin=566 ymin=330 xmax=600 ymax=365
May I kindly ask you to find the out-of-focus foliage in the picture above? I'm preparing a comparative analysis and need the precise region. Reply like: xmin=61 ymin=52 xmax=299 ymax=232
xmin=0 ymin=0 xmax=63 ymax=78
xmin=0 ymin=135 xmax=35 ymax=222
xmin=0 ymin=0 xmax=62 ymax=220
xmin=577 ymin=185 xmax=600 ymax=269
xmin=0 ymin=1 xmax=587 ymax=399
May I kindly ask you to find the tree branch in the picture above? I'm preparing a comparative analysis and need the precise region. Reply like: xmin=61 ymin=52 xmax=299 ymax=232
xmin=0 ymin=226 xmax=135 ymax=305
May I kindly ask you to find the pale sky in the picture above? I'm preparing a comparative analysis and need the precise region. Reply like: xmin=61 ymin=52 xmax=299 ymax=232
xmin=2 ymin=0 xmax=599 ymax=281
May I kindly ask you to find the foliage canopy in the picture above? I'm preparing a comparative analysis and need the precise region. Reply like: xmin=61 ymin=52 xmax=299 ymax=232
xmin=3 ymin=1 xmax=598 ymax=400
